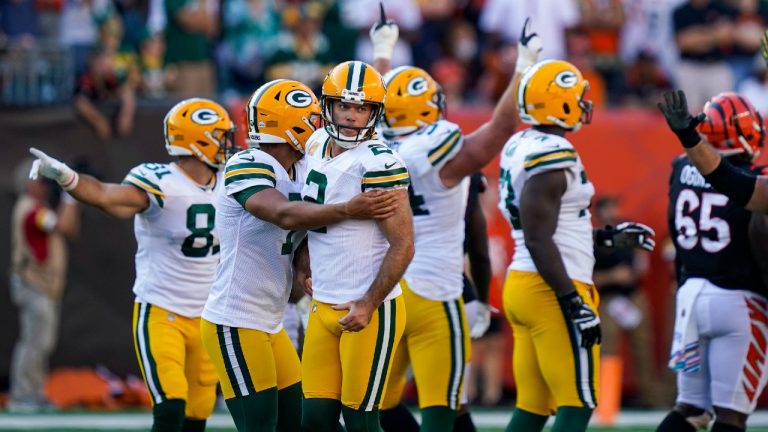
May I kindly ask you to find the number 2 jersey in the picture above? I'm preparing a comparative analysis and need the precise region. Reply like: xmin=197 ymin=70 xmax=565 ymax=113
xmin=122 ymin=162 xmax=222 ymax=318
xmin=202 ymin=148 xmax=307 ymax=333
xmin=302 ymin=128 xmax=410 ymax=304
xmin=386 ymin=120 xmax=469 ymax=301
xmin=667 ymin=155 xmax=767 ymax=295
xmin=497 ymin=129 xmax=595 ymax=284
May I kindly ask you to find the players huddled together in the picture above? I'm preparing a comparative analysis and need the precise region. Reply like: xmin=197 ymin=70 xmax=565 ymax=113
xmin=27 ymin=8 xmax=768 ymax=432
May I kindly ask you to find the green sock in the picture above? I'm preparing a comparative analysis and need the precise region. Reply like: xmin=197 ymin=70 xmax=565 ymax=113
xmin=302 ymin=398 xmax=342 ymax=432
xmin=224 ymin=397 xmax=246 ymax=432
xmin=182 ymin=418 xmax=206 ymax=432
xmin=152 ymin=399 xmax=186 ymax=432
xmin=551 ymin=406 xmax=592 ymax=432
xmin=341 ymin=405 xmax=380 ymax=432
xmin=505 ymin=408 xmax=548 ymax=432
xmin=277 ymin=383 xmax=302 ymax=432
xmin=225 ymin=388 xmax=278 ymax=432
xmin=420 ymin=406 xmax=455 ymax=432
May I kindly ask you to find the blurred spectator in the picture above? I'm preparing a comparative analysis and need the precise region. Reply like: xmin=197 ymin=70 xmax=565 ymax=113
xmin=0 ymin=0 xmax=39 ymax=49
xmin=623 ymin=50 xmax=672 ymax=108
xmin=672 ymin=0 xmax=736 ymax=111
xmin=567 ymin=28 xmax=607 ymax=109
xmin=217 ymin=0 xmax=279 ymax=99
xmin=59 ymin=0 xmax=113 ymax=80
xmin=737 ymin=54 xmax=768 ymax=114
xmin=728 ymin=0 xmax=765 ymax=87
xmin=592 ymin=196 xmax=663 ymax=408
xmin=8 ymin=159 xmax=79 ymax=413
xmin=320 ymin=0 xmax=357 ymax=64
xmin=410 ymin=0 xmax=455 ymax=70
xmin=138 ymin=33 xmax=165 ymax=98
xmin=479 ymin=0 xmax=580 ymax=61
xmin=429 ymin=18 xmax=481 ymax=105
xmin=163 ymin=0 xmax=218 ymax=98
xmin=340 ymin=0 xmax=421 ymax=67
xmin=619 ymin=0 xmax=683 ymax=83
xmin=263 ymin=2 xmax=332 ymax=92
xmin=114 ymin=0 xmax=149 ymax=54
xmin=73 ymin=17 xmax=139 ymax=141
xmin=579 ymin=0 xmax=626 ymax=106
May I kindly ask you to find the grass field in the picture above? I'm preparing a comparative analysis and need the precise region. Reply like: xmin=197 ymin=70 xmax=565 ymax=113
xmin=3 ymin=411 xmax=768 ymax=431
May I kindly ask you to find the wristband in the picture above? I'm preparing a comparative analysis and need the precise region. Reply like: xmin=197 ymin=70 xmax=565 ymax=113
xmin=676 ymin=125 xmax=702 ymax=149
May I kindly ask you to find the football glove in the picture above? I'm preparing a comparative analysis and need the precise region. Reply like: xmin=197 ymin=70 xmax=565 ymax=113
xmin=596 ymin=222 xmax=656 ymax=252
xmin=559 ymin=291 xmax=601 ymax=348
xmin=657 ymin=90 xmax=706 ymax=148
xmin=370 ymin=2 xmax=398 ymax=61
xmin=515 ymin=17 xmax=543 ymax=74
xmin=29 ymin=147 xmax=79 ymax=191
xmin=469 ymin=302 xmax=499 ymax=339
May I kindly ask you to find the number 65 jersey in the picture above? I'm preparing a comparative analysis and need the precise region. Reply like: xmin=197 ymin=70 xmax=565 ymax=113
xmin=497 ymin=129 xmax=595 ymax=284
xmin=668 ymin=155 xmax=766 ymax=294
xmin=122 ymin=162 xmax=222 ymax=318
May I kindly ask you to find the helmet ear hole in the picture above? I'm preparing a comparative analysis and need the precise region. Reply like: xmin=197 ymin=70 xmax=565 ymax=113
xmin=563 ymin=103 xmax=571 ymax=115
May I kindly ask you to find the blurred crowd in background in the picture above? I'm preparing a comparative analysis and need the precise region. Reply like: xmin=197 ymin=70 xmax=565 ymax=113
xmin=3 ymin=0 xmax=768 ymax=140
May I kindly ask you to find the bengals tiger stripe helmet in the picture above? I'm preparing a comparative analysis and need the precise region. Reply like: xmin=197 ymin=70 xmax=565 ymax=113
xmin=380 ymin=66 xmax=445 ymax=139
xmin=516 ymin=59 xmax=592 ymax=131
xmin=697 ymin=92 xmax=764 ymax=160
xmin=164 ymin=98 xmax=236 ymax=168
xmin=245 ymin=79 xmax=321 ymax=154
xmin=321 ymin=60 xmax=386 ymax=147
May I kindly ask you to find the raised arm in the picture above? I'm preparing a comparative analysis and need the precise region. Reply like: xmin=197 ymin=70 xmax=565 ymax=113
xmin=29 ymin=148 xmax=148 ymax=219
xmin=658 ymin=90 xmax=768 ymax=213
xmin=438 ymin=18 xmax=542 ymax=188
xmin=335 ymin=189 xmax=414 ymax=331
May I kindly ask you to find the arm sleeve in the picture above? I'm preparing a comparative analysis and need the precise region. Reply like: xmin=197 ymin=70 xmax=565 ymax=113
xmin=522 ymin=138 xmax=578 ymax=177
xmin=122 ymin=163 xmax=166 ymax=209
xmin=360 ymin=148 xmax=410 ymax=192
xmin=224 ymin=150 xmax=278 ymax=198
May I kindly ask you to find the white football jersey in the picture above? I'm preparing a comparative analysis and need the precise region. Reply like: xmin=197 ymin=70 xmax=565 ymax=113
xmin=385 ymin=120 xmax=469 ymax=301
xmin=497 ymin=129 xmax=595 ymax=284
xmin=202 ymin=149 xmax=307 ymax=333
xmin=123 ymin=162 xmax=222 ymax=318
xmin=302 ymin=129 xmax=410 ymax=304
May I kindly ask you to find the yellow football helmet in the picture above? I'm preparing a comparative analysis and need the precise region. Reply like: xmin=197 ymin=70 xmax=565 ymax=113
xmin=380 ymin=66 xmax=445 ymax=139
xmin=164 ymin=98 xmax=236 ymax=168
xmin=516 ymin=59 xmax=593 ymax=131
xmin=321 ymin=60 xmax=386 ymax=147
xmin=245 ymin=79 xmax=321 ymax=154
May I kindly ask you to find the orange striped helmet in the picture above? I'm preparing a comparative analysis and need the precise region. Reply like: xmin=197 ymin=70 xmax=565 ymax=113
xmin=697 ymin=92 xmax=764 ymax=160
xmin=321 ymin=60 xmax=386 ymax=147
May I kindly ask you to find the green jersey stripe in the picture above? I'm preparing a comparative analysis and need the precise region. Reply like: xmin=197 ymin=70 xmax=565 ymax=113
xmin=524 ymin=156 xmax=578 ymax=171
xmin=524 ymin=148 xmax=577 ymax=162
xmin=225 ymin=162 xmax=275 ymax=174
xmin=361 ymin=178 xmax=410 ymax=191
xmin=224 ymin=173 xmax=276 ymax=187
xmin=363 ymin=167 xmax=408 ymax=178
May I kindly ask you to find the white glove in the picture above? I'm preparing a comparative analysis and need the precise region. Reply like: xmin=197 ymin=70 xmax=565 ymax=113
xmin=296 ymin=295 xmax=311 ymax=331
xmin=29 ymin=147 xmax=79 ymax=191
xmin=515 ymin=17 xmax=543 ymax=74
xmin=470 ymin=302 xmax=497 ymax=339
xmin=370 ymin=4 xmax=399 ymax=61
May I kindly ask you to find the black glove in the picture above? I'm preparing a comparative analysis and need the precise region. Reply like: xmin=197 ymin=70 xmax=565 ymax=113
xmin=559 ymin=291 xmax=601 ymax=348
xmin=657 ymin=90 xmax=706 ymax=148
xmin=595 ymin=222 xmax=656 ymax=251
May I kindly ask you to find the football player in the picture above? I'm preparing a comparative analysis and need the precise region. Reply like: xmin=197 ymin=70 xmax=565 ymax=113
xmin=29 ymin=98 xmax=236 ymax=432
xmin=199 ymin=79 xmax=397 ymax=432
xmin=296 ymin=60 xmax=414 ymax=432
xmin=370 ymin=17 xmax=542 ymax=432
xmin=498 ymin=60 xmax=654 ymax=432
xmin=658 ymin=92 xmax=768 ymax=432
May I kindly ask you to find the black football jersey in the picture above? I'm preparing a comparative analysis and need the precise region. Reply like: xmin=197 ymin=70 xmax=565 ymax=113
xmin=667 ymin=155 xmax=767 ymax=295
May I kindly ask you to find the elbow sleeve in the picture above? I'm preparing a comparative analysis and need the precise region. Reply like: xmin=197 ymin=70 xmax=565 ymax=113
xmin=703 ymin=159 xmax=757 ymax=207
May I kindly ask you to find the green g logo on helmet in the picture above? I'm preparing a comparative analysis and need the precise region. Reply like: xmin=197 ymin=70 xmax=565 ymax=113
xmin=286 ymin=90 xmax=314 ymax=108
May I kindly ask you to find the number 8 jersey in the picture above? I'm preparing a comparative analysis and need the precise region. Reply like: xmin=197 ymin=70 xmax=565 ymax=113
xmin=497 ymin=129 xmax=595 ymax=284
xmin=123 ymin=162 xmax=222 ymax=318
xmin=668 ymin=156 xmax=766 ymax=294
